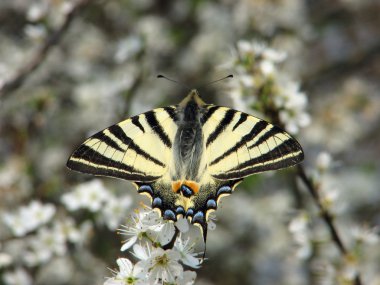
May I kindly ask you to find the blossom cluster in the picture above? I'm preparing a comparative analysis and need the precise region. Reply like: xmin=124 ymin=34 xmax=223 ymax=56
xmin=105 ymin=207 xmax=201 ymax=285
xmin=1 ymin=202 xmax=89 ymax=283
xmin=223 ymin=40 xmax=310 ymax=134
xmin=287 ymin=151 xmax=379 ymax=283
xmin=3 ymin=200 xmax=55 ymax=237
xmin=61 ymin=179 xmax=132 ymax=230
xmin=0 ymin=180 xmax=131 ymax=283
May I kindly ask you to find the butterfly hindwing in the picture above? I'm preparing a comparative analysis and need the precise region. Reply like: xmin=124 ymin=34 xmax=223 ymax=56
xmin=203 ymin=105 xmax=304 ymax=180
xmin=67 ymin=106 xmax=178 ymax=182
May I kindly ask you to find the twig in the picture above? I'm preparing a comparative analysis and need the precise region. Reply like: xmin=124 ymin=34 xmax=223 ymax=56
xmin=296 ymin=164 xmax=363 ymax=285
xmin=260 ymin=93 xmax=364 ymax=284
xmin=0 ymin=0 xmax=91 ymax=99
xmin=297 ymin=165 xmax=347 ymax=254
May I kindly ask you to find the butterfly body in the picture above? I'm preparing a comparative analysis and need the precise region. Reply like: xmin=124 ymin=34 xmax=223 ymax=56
xmin=67 ymin=89 xmax=304 ymax=242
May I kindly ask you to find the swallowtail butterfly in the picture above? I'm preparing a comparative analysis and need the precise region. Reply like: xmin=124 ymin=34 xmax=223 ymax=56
xmin=67 ymin=89 xmax=304 ymax=243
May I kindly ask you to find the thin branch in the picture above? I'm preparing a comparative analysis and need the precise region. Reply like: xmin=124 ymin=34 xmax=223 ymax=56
xmin=297 ymin=165 xmax=347 ymax=254
xmin=0 ymin=0 xmax=91 ymax=99
xmin=260 ymin=92 xmax=364 ymax=285
xmin=296 ymin=164 xmax=363 ymax=285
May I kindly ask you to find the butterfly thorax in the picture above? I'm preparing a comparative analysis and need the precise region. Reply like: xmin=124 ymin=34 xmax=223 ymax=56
xmin=172 ymin=90 xmax=205 ymax=183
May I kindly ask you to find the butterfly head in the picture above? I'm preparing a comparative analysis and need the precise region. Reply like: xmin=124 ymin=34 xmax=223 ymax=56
xmin=179 ymin=89 xmax=206 ymax=108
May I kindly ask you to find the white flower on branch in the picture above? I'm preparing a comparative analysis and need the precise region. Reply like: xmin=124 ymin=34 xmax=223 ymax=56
xmin=62 ymin=179 xmax=110 ymax=212
xmin=275 ymin=80 xmax=311 ymax=134
xmin=104 ymin=258 xmax=146 ymax=285
xmin=119 ymin=207 xmax=175 ymax=251
xmin=174 ymin=236 xmax=201 ymax=269
xmin=175 ymin=217 xmax=189 ymax=233
xmin=2 ymin=200 xmax=56 ymax=237
xmin=143 ymin=248 xmax=183 ymax=284
xmin=174 ymin=270 xmax=197 ymax=285
xmin=315 ymin=151 xmax=332 ymax=173
xmin=53 ymin=217 xmax=82 ymax=244
xmin=26 ymin=3 xmax=48 ymax=22
xmin=288 ymin=212 xmax=312 ymax=259
xmin=351 ymin=225 xmax=379 ymax=245
xmin=101 ymin=195 xmax=132 ymax=230
xmin=222 ymin=39 xmax=310 ymax=134
xmin=25 ymin=226 xmax=66 ymax=266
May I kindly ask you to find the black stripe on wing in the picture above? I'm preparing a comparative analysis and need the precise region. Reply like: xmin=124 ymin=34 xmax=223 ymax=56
xmin=201 ymin=106 xmax=219 ymax=125
xmin=108 ymin=125 xmax=165 ymax=167
xmin=67 ymin=145 xmax=160 ymax=181
xmin=91 ymin=132 xmax=124 ymax=152
xmin=209 ymin=120 xmax=269 ymax=166
xmin=232 ymin=112 xmax=248 ymax=131
xmin=248 ymin=125 xmax=283 ymax=150
xmin=163 ymin=106 xmax=178 ymax=122
xmin=206 ymin=109 xmax=236 ymax=147
xmin=212 ymin=138 xmax=304 ymax=180
xmin=131 ymin=116 xmax=145 ymax=133
xmin=144 ymin=110 xmax=172 ymax=148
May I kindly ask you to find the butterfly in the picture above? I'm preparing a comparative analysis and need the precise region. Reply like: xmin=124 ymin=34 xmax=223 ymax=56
xmin=67 ymin=89 xmax=304 ymax=243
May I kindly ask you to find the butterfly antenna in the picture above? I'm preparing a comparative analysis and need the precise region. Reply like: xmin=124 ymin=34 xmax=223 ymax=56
xmin=197 ymin=74 xmax=233 ymax=89
xmin=157 ymin=74 xmax=191 ymax=91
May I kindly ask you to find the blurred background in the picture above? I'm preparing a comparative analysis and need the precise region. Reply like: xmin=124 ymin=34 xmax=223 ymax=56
xmin=0 ymin=0 xmax=379 ymax=284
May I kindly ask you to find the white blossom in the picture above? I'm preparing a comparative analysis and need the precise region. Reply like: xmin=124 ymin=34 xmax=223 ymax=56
xmin=288 ymin=213 xmax=312 ymax=259
xmin=25 ymin=226 xmax=66 ymax=266
xmin=174 ymin=236 xmax=201 ymax=269
xmin=26 ymin=3 xmax=48 ymax=22
xmin=119 ymin=207 xmax=175 ymax=251
xmin=119 ymin=208 xmax=159 ymax=251
xmin=53 ymin=217 xmax=82 ymax=244
xmin=174 ymin=270 xmax=197 ymax=285
xmin=316 ymin=152 xmax=332 ymax=172
xmin=275 ymin=80 xmax=310 ymax=134
xmin=223 ymin=40 xmax=310 ymax=134
xmin=319 ymin=187 xmax=344 ymax=214
xmin=101 ymin=195 xmax=132 ymax=230
xmin=62 ymin=179 xmax=110 ymax=212
xmin=351 ymin=225 xmax=379 ymax=245
xmin=175 ymin=217 xmax=190 ymax=233
xmin=143 ymin=248 xmax=183 ymax=283
xmin=104 ymin=258 xmax=146 ymax=285
xmin=2 ymin=200 xmax=55 ymax=237
xmin=132 ymin=243 xmax=152 ymax=261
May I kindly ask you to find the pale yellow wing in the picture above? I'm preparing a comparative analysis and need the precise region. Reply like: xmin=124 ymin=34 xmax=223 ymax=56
xmin=67 ymin=106 xmax=178 ymax=182
xmin=202 ymin=105 xmax=304 ymax=180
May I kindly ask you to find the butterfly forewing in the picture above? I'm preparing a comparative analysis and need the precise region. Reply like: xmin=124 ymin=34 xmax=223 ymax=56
xmin=203 ymin=106 xmax=304 ymax=180
xmin=67 ymin=107 xmax=178 ymax=182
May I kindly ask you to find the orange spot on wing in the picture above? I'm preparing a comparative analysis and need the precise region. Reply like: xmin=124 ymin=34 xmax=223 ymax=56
xmin=184 ymin=180 xmax=200 ymax=194
xmin=172 ymin=180 xmax=182 ymax=193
